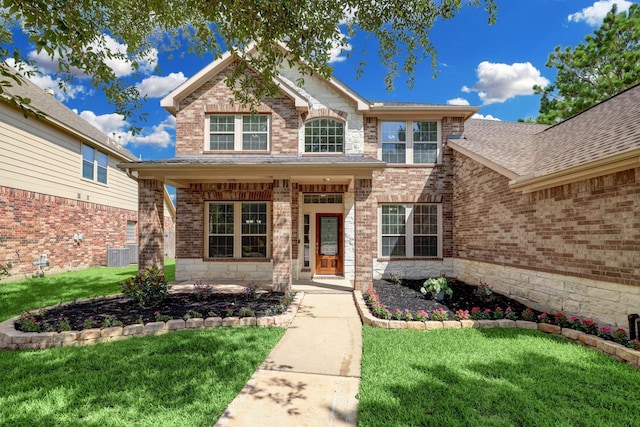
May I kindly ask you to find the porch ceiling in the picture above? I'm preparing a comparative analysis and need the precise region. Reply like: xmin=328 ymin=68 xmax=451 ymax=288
xmin=118 ymin=155 xmax=385 ymax=188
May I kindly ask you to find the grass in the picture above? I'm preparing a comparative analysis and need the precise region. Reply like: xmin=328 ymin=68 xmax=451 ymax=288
xmin=358 ymin=326 xmax=640 ymax=427
xmin=0 ymin=259 xmax=175 ymax=322
xmin=0 ymin=327 xmax=284 ymax=426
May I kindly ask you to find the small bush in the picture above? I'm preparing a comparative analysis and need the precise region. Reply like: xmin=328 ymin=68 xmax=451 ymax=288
xmin=120 ymin=266 xmax=171 ymax=307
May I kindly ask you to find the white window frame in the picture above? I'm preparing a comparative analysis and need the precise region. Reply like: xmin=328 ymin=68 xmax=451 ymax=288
xmin=205 ymin=202 xmax=270 ymax=259
xmin=379 ymin=120 xmax=441 ymax=165
xmin=304 ymin=118 xmax=345 ymax=154
xmin=379 ymin=204 xmax=442 ymax=258
xmin=81 ymin=143 xmax=108 ymax=184
xmin=126 ymin=221 xmax=137 ymax=243
xmin=206 ymin=114 xmax=270 ymax=152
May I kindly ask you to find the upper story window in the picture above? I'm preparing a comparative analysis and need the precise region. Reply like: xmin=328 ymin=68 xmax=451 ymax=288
xmin=82 ymin=143 xmax=108 ymax=184
xmin=208 ymin=114 xmax=270 ymax=151
xmin=380 ymin=120 xmax=440 ymax=164
xmin=304 ymin=118 xmax=344 ymax=153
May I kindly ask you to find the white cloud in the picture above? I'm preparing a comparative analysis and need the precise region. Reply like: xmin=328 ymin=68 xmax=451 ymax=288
xmin=77 ymin=110 xmax=175 ymax=148
xmin=4 ymin=58 xmax=87 ymax=101
xmin=472 ymin=113 xmax=501 ymax=121
xmin=463 ymin=61 xmax=549 ymax=105
xmin=568 ymin=0 xmax=633 ymax=26
xmin=328 ymin=36 xmax=352 ymax=64
xmin=25 ymin=34 xmax=157 ymax=79
xmin=136 ymin=72 xmax=188 ymax=98
xmin=447 ymin=97 xmax=470 ymax=106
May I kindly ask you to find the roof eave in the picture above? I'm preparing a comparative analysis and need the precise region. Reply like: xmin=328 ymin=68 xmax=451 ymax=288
xmin=509 ymin=148 xmax=640 ymax=193
xmin=367 ymin=105 xmax=479 ymax=120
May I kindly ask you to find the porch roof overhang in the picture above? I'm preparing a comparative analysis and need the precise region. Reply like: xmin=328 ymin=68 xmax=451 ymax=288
xmin=118 ymin=155 xmax=386 ymax=188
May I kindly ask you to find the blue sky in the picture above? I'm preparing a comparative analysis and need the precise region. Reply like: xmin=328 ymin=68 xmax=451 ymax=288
xmin=7 ymin=0 xmax=637 ymax=163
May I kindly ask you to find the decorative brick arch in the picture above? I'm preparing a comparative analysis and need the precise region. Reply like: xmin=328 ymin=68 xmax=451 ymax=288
xmin=301 ymin=108 xmax=348 ymax=122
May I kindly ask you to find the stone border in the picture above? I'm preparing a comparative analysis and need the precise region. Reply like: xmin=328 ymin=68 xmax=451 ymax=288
xmin=353 ymin=291 xmax=640 ymax=368
xmin=0 ymin=292 xmax=304 ymax=351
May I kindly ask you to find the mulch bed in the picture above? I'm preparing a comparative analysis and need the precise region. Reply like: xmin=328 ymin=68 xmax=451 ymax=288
xmin=21 ymin=292 xmax=289 ymax=332
xmin=373 ymin=279 xmax=535 ymax=317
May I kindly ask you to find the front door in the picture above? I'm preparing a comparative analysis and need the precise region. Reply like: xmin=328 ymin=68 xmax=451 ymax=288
xmin=315 ymin=213 xmax=343 ymax=275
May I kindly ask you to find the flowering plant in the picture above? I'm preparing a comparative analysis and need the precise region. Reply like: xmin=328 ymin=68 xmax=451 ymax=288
xmin=580 ymin=319 xmax=598 ymax=335
xmin=628 ymin=339 xmax=640 ymax=350
xmin=503 ymin=307 xmax=517 ymax=320
xmin=414 ymin=310 xmax=429 ymax=321
xmin=612 ymin=328 xmax=628 ymax=345
xmin=393 ymin=308 xmax=404 ymax=320
xmin=470 ymin=307 xmax=484 ymax=320
xmin=243 ymin=283 xmax=260 ymax=300
xmin=454 ymin=309 xmax=469 ymax=321
xmin=15 ymin=310 xmax=41 ymax=332
xmin=597 ymin=326 xmax=612 ymax=339
xmin=537 ymin=312 xmax=550 ymax=324
xmin=403 ymin=309 xmax=414 ymax=321
xmin=522 ymin=308 xmax=536 ymax=322
xmin=473 ymin=281 xmax=494 ymax=304
xmin=493 ymin=307 xmax=504 ymax=319
xmin=570 ymin=315 xmax=582 ymax=330
xmin=554 ymin=312 xmax=570 ymax=328
xmin=193 ymin=281 xmax=213 ymax=300
xmin=430 ymin=307 xmax=449 ymax=321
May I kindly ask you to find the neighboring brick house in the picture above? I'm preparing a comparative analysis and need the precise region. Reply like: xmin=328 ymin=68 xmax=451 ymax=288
xmin=0 ymin=73 xmax=175 ymax=280
xmin=122 ymin=48 xmax=476 ymax=292
xmin=449 ymin=84 xmax=640 ymax=328
xmin=123 ymin=47 xmax=638 ymax=328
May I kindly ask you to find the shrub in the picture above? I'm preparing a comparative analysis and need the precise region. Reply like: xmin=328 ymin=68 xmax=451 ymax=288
xmin=537 ymin=312 xmax=550 ymax=324
xmin=120 ymin=266 xmax=171 ymax=307
xmin=239 ymin=307 xmax=255 ymax=318
xmin=473 ymin=281 xmax=494 ymax=304
xmin=628 ymin=339 xmax=640 ymax=350
xmin=421 ymin=276 xmax=453 ymax=300
xmin=414 ymin=310 xmax=429 ymax=321
xmin=505 ymin=307 xmax=518 ymax=321
xmin=243 ymin=283 xmax=260 ymax=300
xmin=16 ymin=311 xmax=41 ymax=332
xmin=493 ymin=307 xmax=504 ymax=320
xmin=522 ymin=308 xmax=536 ymax=322
xmin=193 ymin=281 xmax=213 ymax=300
xmin=385 ymin=272 xmax=404 ymax=286
xmin=554 ymin=312 xmax=570 ymax=328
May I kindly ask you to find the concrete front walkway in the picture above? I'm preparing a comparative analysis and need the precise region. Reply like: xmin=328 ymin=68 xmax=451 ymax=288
xmin=214 ymin=281 xmax=362 ymax=427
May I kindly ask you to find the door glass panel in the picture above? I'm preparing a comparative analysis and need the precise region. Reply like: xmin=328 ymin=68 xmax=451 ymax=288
xmin=320 ymin=216 xmax=338 ymax=255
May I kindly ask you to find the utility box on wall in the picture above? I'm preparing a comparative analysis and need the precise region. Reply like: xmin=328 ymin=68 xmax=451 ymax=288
xmin=107 ymin=248 xmax=130 ymax=267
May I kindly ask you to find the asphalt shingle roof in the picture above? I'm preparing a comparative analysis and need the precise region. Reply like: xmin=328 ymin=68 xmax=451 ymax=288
xmin=2 ymin=71 xmax=138 ymax=161
xmin=453 ymin=84 xmax=640 ymax=178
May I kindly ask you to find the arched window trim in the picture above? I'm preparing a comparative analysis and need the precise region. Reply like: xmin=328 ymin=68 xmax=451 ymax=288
xmin=303 ymin=117 xmax=345 ymax=154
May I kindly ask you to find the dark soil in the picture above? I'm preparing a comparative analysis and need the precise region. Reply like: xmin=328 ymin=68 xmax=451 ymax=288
xmin=22 ymin=292 xmax=290 ymax=332
xmin=373 ymin=279 xmax=536 ymax=317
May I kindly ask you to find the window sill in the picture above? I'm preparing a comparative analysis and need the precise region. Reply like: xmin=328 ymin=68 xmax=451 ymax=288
xmin=377 ymin=257 xmax=443 ymax=261
xmin=204 ymin=258 xmax=271 ymax=263
xmin=382 ymin=164 xmax=439 ymax=168
xmin=203 ymin=150 xmax=271 ymax=155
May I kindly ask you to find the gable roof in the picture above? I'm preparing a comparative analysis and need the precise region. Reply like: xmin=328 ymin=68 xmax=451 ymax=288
xmin=1 ymin=71 xmax=138 ymax=162
xmin=449 ymin=84 xmax=640 ymax=192
xmin=160 ymin=45 xmax=478 ymax=119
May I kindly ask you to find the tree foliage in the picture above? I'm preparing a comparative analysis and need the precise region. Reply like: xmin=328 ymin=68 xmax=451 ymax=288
xmin=1 ymin=0 xmax=496 ymax=126
xmin=535 ymin=4 xmax=640 ymax=124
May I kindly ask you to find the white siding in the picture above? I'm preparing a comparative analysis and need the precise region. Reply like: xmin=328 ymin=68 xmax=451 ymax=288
xmin=0 ymin=104 xmax=138 ymax=211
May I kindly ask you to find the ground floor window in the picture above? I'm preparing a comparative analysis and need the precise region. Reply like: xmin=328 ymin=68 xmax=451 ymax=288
xmin=207 ymin=202 xmax=268 ymax=258
xmin=380 ymin=204 xmax=440 ymax=257
xmin=126 ymin=221 xmax=137 ymax=243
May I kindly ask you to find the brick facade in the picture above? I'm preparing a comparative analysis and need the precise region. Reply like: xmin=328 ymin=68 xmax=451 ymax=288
xmin=0 ymin=186 xmax=137 ymax=278
xmin=175 ymin=63 xmax=300 ymax=156
xmin=272 ymin=179 xmax=292 ymax=291
xmin=138 ymin=179 xmax=165 ymax=272
xmin=453 ymin=152 xmax=640 ymax=327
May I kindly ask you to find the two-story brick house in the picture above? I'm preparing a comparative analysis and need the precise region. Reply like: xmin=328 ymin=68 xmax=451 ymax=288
xmin=122 ymin=48 xmax=639 ymax=329
xmin=121 ymin=48 xmax=476 ymax=292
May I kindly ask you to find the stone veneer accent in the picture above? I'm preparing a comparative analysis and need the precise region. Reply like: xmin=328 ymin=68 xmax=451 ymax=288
xmin=453 ymin=152 xmax=640 ymax=329
xmin=0 ymin=186 xmax=137 ymax=278
xmin=0 ymin=292 xmax=304 ymax=350
xmin=453 ymin=258 xmax=640 ymax=330
xmin=353 ymin=291 xmax=640 ymax=367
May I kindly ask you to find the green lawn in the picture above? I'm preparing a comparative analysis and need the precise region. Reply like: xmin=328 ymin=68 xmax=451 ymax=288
xmin=0 ymin=260 xmax=285 ymax=426
xmin=0 ymin=327 xmax=284 ymax=426
xmin=358 ymin=326 xmax=640 ymax=427
xmin=0 ymin=260 xmax=175 ymax=321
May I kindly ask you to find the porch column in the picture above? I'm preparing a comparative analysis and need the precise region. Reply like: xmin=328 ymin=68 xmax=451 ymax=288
xmin=355 ymin=178 xmax=375 ymax=291
xmin=272 ymin=179 xmax=292 ymax=292
xmin=138 ymin=178 xmax=165 ymax=274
